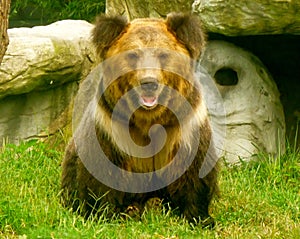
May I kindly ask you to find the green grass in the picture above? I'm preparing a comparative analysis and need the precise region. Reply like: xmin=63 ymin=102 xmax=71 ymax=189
xmin=0 ymin=140 xmax=299 ymax=238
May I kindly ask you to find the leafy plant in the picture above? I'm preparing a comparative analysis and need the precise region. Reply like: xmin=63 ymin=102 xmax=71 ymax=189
xmin=10 ymin=0 xmax=105 ymax=25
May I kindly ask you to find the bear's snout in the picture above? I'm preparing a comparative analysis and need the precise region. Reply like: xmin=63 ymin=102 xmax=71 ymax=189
xmin=137 ymin=77 xmax=162 ymax=109
xmin=140 ymin=78 xmax=159 ymax=92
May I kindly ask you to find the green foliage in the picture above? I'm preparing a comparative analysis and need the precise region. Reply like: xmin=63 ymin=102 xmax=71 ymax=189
xmin=0 ymin=140 xmax=299 ymax=238
xmin=10 ymin=0 xmax=105 ymax=24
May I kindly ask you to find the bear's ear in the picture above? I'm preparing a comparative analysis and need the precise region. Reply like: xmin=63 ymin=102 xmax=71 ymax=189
xmin=166 ymin=12 xmax=206 ymax=59
xmin=92 ymin=15 xmax=128 ymax=58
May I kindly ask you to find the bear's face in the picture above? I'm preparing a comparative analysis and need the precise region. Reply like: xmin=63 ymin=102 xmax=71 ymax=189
xmin=93 ymin=13 xmax=205 ymax=125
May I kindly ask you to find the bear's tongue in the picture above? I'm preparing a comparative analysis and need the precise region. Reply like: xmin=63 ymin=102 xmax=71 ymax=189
xmin=141 ymin=96 xmax=157 ymax=108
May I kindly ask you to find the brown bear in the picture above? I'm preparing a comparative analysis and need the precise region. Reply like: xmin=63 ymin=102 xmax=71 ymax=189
xmin=61 ymin=12 xmax=219 ymax=227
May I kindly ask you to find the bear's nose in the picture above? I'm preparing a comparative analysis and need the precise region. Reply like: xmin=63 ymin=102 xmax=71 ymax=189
xmin=141 ymin=78 xmax=158 ymax=91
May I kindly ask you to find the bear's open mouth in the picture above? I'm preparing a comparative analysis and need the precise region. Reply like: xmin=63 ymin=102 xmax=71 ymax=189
xmin=140 ymin=95 xmax=158 ymax=109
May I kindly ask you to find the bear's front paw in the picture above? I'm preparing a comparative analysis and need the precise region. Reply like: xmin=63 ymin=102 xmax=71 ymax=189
xmin=144 ymin=197 xmax=163 ymax=211
xmin=124 ymin=205 xmax=141 ymax=220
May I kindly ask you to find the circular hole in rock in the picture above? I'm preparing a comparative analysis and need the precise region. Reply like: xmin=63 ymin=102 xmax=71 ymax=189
xmin=214 ymin=68 xmax=238 ymax=86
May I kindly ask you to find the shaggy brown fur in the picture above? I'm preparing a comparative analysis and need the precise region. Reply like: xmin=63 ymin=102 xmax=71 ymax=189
xmin=61 ymin=12 xmax=218 ymax=227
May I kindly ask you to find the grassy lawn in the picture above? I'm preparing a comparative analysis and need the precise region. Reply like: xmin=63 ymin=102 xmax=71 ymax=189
xmin=0 ymin=140 xmax=299 ymax=238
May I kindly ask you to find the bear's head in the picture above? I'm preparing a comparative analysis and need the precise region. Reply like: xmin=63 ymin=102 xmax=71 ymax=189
xmin=92 ymin=13 xmax=206 ymax=129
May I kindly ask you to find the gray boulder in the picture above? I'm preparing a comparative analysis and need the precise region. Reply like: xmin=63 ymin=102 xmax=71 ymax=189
xmin=193 ymin=0 xmax=300 ymax=35
xmin=200 ymin=41 xmax=285 ymax=163
xmin=106 ymin=0 xmax=193 ymax=19
xmin=106 ymin=0 xmax=300 ymax=35
xmin=0 ymin=20 xmax=96 ymax=144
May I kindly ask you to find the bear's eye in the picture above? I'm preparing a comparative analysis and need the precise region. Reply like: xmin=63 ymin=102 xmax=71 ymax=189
xmin=126 ymin=52 xmax=139 ymax=67
xmin=127 ymin=52 xmax=139 ymax=61
xmin=158 ymin=52 xmax=169 ymax=64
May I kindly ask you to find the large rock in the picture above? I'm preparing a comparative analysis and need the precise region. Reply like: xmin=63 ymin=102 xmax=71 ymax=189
xmin=0 ymin=20 xmax=95 ymax=99
xmin=0 ymin=83 xmax=77 ymax=142
xmin=193 ymin=0 xmax=300 ymax=35
xmin=200 ymin=41 xmax=286 ymax=163
xmin=106 ymin=0 xmax=193 ymax=19
xmin=106 ymin=0 xmax=300 ymax=35
xmin=0 ymin=20 xmax=96 ymax=144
